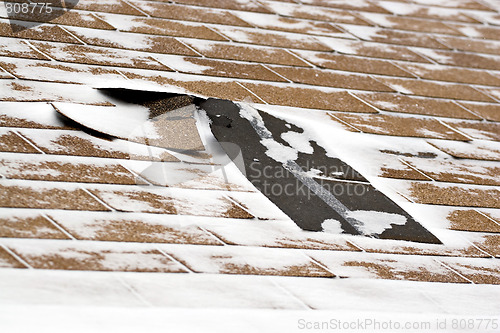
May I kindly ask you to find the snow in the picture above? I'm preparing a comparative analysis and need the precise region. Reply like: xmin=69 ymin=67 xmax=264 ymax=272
xmin=53 ymin=103 xmax=153 ymax=141
xmin=157 ymin=243 xmax=320 ymax=275
xmin=347 ymin=210 xmax=407 ymax=235
xmin=315 ymin=36 xmax=359 ymax=54
xmin=378 ymin=0 xmax=471 ymax=20
xmin=1 ymin=0 xmax=500 ymax=329
xmin=155 ymin=54 xmax=212 ymax=74
xmin=215 ymin=25 xmax=329 ymax=47
xmin=0 ymin=57 xmax=128 ymax=86
xmin=0 ymin=80 xmax=113 ymax=105
xmin=321 ymin=219 xmax=343 ymax=234
xmin=359 ymin=12 xmax=397 ymax=28
xmin=261 ymin=138 xmax=298 ymax=163
xmin=453 ymin=24 xmax=483 ymax=38
xmin=428 ymin=138 xmax=500 ymax=161
xmin=281 ymin=131 xmax=314 ymax=154
xmin=232 ymin=11 xmax=347 ymax=38
xmin=338 ymin=24 xmax=388 ymax=41
xmin=0 ymin=102 xmax=67 ymax=128
xmin=16 ymin=127 xmax=178 ymax=162
xmin=64 ymin=26 xmax=159 ymax=52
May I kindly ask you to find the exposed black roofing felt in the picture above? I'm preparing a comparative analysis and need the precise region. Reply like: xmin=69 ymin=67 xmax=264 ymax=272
xmin=200 ymin=98 xmax=441 ymax=244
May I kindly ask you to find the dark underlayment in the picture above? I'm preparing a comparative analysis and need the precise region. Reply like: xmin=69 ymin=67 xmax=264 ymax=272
xmin=199 ymin=98 xmax=441 ymax=244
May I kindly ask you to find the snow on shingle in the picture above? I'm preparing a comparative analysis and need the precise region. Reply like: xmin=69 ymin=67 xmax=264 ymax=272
xmin=0 ymin=0 xmax=500 ymax=323
xmin=160 ymin=243 xmax=334 ymax=277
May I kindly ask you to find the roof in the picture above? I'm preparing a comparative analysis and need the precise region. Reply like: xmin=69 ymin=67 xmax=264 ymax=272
xmin=0 ymin=0 xmax=500 ymax=330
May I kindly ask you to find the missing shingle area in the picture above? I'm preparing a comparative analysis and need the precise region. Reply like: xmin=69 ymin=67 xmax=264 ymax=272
xmin=198 ymin=98 xmax=440 ymax=244
xmin=55 ymin=88 xmax=440 ymax=244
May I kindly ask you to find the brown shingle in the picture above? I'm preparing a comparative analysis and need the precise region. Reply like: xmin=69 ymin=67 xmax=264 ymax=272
xmin=262 ymin=1 xmax=371 ymax=25
xmin=361 ymin=13 xmax=465 ymax=36
xmin=123 ymin=71 xmax=263 ymax=102
xmin=65 ymin=27 xmax=199 ymax=56
xmin=428 ymin=140 xmax=500 ymax=161
xmin=331 ymin=113 xmax=470 ymax=140
xmin=377 ymin=77 xmax=495 ymax=102
xmin=444 ymin=261 xmax=500 ymax=285
xmin=403 ymin=158 xmax=500 ymax=185
xmin=380 ymin=166 xmax=430 ymax=181
xmin=0 ymin=59 xmax=129 ymax=86
xmin=180 ymin=79 xmax=262 ymax=102
xmin=269 ymin=66 xmax=394 ymax=91
xmin=483 ymin=87 xmax=500 ymax=102
xmin=300 ymin=0 xmax=391 ymax=14
xmin=52 ymin=216 xmax=221 ymax=245
xmin=0 ymin=184 xmax=110 ymax=211
xmin=0 ymin=67 xmax=12 ymax=79
xmin=0 ymin=102 xmax=74 ymax=129
xmin=97 ymin=14 xmax=227 ymax=40
xmin=437 ymin=35 xmax=500 ymax=56
xmin=472 ymin=235 xmax=500 ymax=257
xmin=0 ymin=247 xmax=24 ymax=268
xmin=0 ymin=130 xmax=40 ymax=154
xmin=0 ymin=215 xmax=68 ymax=239
xmin=0 ymin=80 xmax=115 ymax=105
xmin=0 ymin=158 xmax=138 ymax=185
xmin=445 ymin=120 xmax=500 ymax=141
xmin=184 ymin=40 xmax=310 ymax=66
xmin=0 ymin=37 xmax=50 ymax=61
xmin=203 ymin=220 xmax=359 ymax=251
xmin=171 ymin=0 xmax=272 ymax=13
xmin=379 ymin=2 xmax=481 ymax=23
xmin=410 ymin=0 xmax=494 ymax=11
xmin=321 ymin=38 xmax=431 ymax=63
xmin=418 ymin=49 xmax=500 ymax=71
xmin=168 ymin=57 xmax=287 ymax=82
xmin=91 ymin=189 xmax=178 ymax=214
xmin=350 ymin=235 xmax=484 ymax=258
xmin=11 ymin=243 xmax=188 ymax=272
xmin=90 ymin=188 xmax=253 ymax=219
xmin=73 ymin=0 xmax=146 ymax=16
xmin=296 ymin=51 xmax=416 ymax=77
xmin=131 ymin=1 xmax=252 ymax=27
xmin=214 ymin=26 xmax=331 ymax=51
xmin=242 ymin=83 xmax=377 ymax=112
xmin=165 ymin=245 xmax=335 ymax=277
xmin=235 ymin=13 xmax=346 ymax=36
xmin=408 ymin=182 xmax=500 ymax=208
xmin=6 ymin=9 xmax=115 ymax=30
xmin=31 ymin=42 xmax=172 ymax=71
xmin=449 ymin=23 xmax=500 ymax=41
xmin=19 ymin=129 xmax=177 ymax=161
xmin=340 ymin=259 xmax=468 ymax=282
xmin=398 ymin=63 xmax=500 ymax=86
xmin=355 ymin=92 xmax=481 ymax=119
xmin=459 ymin=102 xmax=500 ymax=122
xmin=447 ymin=210 xmax=500 ymax=233
xmin=342 ymin=25 xmax=449 ymax=49
xmin=310 ymin=252 xmax=469 ymax=282
xmin=0 ymin=20 xmax=81 ymax=44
